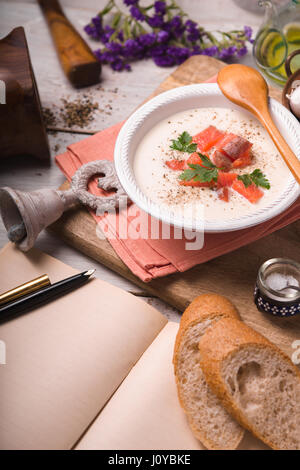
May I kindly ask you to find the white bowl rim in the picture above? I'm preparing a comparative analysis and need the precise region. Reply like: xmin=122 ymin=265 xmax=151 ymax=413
xmin=114 ymin=83 xmax=300 ymax=233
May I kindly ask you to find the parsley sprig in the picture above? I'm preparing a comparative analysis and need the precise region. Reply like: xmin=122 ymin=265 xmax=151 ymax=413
xmin=170 ymin=131 xmax=197 ymax=154
xmin=237 ymin=169 xmax=270 ymax=189
xmin=179 ymin=153 xmax=219 ymax=183
xmin=180 ymin=155 xmax=271 ymax=189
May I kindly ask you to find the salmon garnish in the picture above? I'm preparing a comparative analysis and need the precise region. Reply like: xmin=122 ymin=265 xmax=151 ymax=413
xmin=211 ymin=150 xmax=232 ymax=171
xmin=217 ymin=171 xmax=237 ymax=187
xmin=187 ymin=152 xmax=212 ymax=167
xmin=165 ymin=160 xmax=187 ymax=171
xmin=217 ymin=186 xmax=230 ymax=202
xmin=232 ymin=179 xmax=264 ymax=203
xmin=192 ymin=126 xmax=225 ymax=152
xmin=231 ymin=150 xmax=252 ymax=168
xmin=216 ymin=134 xmax=252 ymax=161
xmin=179 ymin=180 xmax=215 ymax=188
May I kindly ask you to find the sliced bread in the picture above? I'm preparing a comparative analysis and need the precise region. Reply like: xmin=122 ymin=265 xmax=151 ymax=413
xmin=199 ymin=317 xmax=300 ymax=450
xmin=173 ymin=294 xmax=245 ymax=450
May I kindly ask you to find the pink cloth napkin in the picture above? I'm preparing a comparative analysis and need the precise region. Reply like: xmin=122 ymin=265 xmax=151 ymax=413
xmin=56 ymin=79 xmax=300 ymax=282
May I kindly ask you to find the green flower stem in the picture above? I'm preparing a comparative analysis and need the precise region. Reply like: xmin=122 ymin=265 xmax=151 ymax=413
xmin=99 ymin=0 xmax=114 ymax=17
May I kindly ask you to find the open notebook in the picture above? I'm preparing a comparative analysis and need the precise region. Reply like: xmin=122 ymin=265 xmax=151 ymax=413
xmin=0 ymin=243 xmax=267 ymax=450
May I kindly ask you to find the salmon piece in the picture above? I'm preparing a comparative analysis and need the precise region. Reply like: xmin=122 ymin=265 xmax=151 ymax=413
xmin=215 ymin=133 xmax=236 ymax=154
xmin=165 ymin=153 xmax=212 ymax=171
xmin=187 ymin=152 xmax=211 ymax=167
xmin=217 ymin=186 xmax=230 ymax=202
xmin=166 ymin=160 xmax=187 ymax=171
xmin=211 ymin=150 xmax=232 ymax=171
xmin=232 ymin=179 xmax=263 ymax=203
xmin=217 ymin=134 xmax=253 ymax=161
xmin=231 ymin=150 xmax=252 ymax=168
xmin=192 ymin=126 xmax=224 ymax=152
xmin=179 ymin=180 xmax=215 ymax=188
xmin=217 ymin=171 xmax=237 ymax=187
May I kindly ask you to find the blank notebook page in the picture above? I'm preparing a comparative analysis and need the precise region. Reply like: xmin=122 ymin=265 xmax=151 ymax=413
xmin=0 ymin=243 xmax=167 ymax=450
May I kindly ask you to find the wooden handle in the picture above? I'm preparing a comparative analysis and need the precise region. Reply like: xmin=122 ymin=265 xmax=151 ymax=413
xmin=38 ymin=0 xmax=101 ymax=88
xmin=258 ymin=106 xmax=300 ymax=184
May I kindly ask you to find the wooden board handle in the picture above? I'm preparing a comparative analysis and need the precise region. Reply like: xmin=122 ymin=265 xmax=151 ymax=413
xmin=38 ymin=0 xmax=101 ymax=88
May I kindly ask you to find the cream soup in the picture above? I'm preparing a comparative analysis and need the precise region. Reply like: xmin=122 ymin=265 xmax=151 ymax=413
xmin=133 ymin=107 xmax=290 ymax=222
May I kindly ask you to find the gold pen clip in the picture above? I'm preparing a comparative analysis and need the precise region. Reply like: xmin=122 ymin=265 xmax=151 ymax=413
xmin=0 ymin=274 xmax=51 ymax=306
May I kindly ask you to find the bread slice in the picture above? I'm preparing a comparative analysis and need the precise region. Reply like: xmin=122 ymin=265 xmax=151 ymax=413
xmin=173 ymin=294 xmax=245 ymax=450
xmin=199 ymin=317 xmax=300 ymax=450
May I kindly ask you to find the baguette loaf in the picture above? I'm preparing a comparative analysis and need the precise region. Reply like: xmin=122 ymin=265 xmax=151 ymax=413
xmin=199 ymin=317 xmax=300 ymax=450
xmin=173 ymin=294 xmax=244 ymax=450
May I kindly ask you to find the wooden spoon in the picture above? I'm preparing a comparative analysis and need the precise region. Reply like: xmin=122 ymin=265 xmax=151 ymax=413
xmin=217 ymin=64 xmax=300 ymax=184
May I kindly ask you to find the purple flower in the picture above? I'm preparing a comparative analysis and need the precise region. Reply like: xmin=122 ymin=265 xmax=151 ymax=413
xmin=106 ymin=41 xmax=123 ymax=54
xmin=169 ymin=15 xmax=181 ymax=29
xmin=84 ymin=24 xmax=98 ymax=39
xmin=86 ymin=4 xmax=252 ymax=73
xmin=151 ymin=44 xmax=167 ymax=57
xmin=157 ymin=30 xmax=169 ymax=43
xmin=218 ymin=50 xmax=228 ymax=60
xmin=130 ymin=6 xmax=145 ymax=21
xmin=104 ymin=25 xmax=114 ymax=34
xmin=191 ymin=44 xmax=202 ymax=55
xmin=84 ymin=16 xmax=104 ymax=40
xmin=94 ymin=49 xmax=103 ymax=61
xmin=185 ymin=20 xmax=197 ymax=31
xmin=123 ymin=38 xmax=143 ymax=57
xmin=95 ymin=50 xmax=116 ymax=63
xmin=111 ymin=58 xmax=124 ymax=71
xmin=118 ymin=30 xmax=124 ymax=41
xmin=153 ymin=54 xmax=176 ymax=67
xmin=100 ymin=25 xmax=115 ymax=43
xmin=187 ymin=30 xmax=200 ymax=42
xmin=165 ymin=16 xmax=186 ymax=39
xmin=218 ymin=46 xmax=238 ymax=60
xmin=154 ymin=1 xmax=166 ymax=15
xmin=167 ymin=46 xmax=191 ymax=64
xmin=237 ymin=46 xmax=248 ymax=57
xmin=203 ymin=46 xmax=218 ymax=57
xmin=148 ymin=15 xmax=165 ymax=28
xmin=174 ymin=27 xmax=186 ymax=39
xmin=92 ymin=16 xmax=102 ymax=29
xmin=84 ymin=24 xmax=93 ymax=35
xmin=138 ymin=33 xmax=157 ymax=47
xmin=123 ymin=0 xmax=138 ymax=5
xmin=244 ymin=26 xmax=253 ymax=40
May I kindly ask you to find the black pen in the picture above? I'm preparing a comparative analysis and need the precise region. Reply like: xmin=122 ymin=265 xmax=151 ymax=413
xmin=0 ymin=269 xmax=95 ymax=323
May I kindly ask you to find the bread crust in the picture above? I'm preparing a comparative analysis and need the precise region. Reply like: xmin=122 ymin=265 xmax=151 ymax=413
xmin=173 ymin=293 xmax=244 ymax=450
xmin=199 ymin=317 xmax=300 ymax=450
xmin=173 ymin=293 xmax=240 ymax=372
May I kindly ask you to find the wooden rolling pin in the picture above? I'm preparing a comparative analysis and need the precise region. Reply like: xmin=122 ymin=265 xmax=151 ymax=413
xmin=38 ymin=0 xmax=101 ymax=88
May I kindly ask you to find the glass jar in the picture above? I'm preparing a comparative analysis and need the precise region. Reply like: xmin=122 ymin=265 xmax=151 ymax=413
xmin=254 ymin=258 xmax=300 ymax=317
xmin=254 ymin=0 xmax=300 ymax=87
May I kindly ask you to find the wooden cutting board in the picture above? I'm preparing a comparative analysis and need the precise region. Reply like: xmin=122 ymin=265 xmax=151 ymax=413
xmin=50 ymin=56 xmax=300 ymax=357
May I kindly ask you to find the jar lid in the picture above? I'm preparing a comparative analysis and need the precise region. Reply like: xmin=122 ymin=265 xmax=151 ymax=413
xmin=257 ymin=258 xmax=300 ymax=302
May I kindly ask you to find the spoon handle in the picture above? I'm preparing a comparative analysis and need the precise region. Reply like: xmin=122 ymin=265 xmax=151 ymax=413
xmin=258 ymin=109 xmax=300 ymax=184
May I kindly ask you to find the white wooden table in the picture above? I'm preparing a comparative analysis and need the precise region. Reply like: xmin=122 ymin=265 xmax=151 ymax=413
xmin=0 ymin=0 xmax=264 ymax=321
